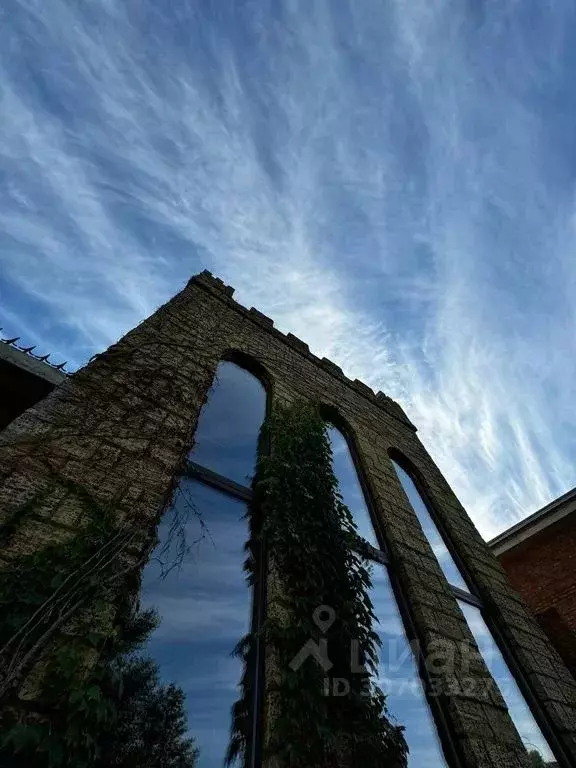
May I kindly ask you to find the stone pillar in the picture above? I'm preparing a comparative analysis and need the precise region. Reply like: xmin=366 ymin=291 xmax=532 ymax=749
xmin=0 ymin=273 xmax=227 ymax=702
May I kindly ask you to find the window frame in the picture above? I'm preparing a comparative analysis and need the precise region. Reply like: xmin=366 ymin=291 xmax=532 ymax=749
xmin=388 ymin=450 xmax=481 ymax=606
xmin=388 ymin=450 xmax=572 ymax=768
xmin=322 ymin=410 xmax=465 ymax=768
xmin=185 ymin=460 xmax=253 ymax=503
xmin=184 ymin=355 xmax=270 ymax=768
xmin=186 ymin=380 xmax=571 ymax=767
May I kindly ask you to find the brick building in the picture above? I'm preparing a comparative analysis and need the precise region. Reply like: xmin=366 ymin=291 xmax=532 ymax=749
xmin=1 ymin=270 xmax=575 ymax=768
xmin=489 ymin=489 xmax=576 ymax=681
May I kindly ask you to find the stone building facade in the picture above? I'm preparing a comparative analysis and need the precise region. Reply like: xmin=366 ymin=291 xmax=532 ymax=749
xmin=1 ymin=270 xmax=575 ymax=767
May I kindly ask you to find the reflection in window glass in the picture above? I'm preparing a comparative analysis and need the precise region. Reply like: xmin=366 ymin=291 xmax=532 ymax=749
xmin=371 ymin=566 xmax=448 ymax=766
xmin=328 ymin=426 xmax=379 ymax=547
xmin=391 ymin=460 xmax=469 ymax=593
xmin=141 ymin=479 xmax=251 ymax=768
xmin=328 ymin=427 xmax=447 ymax=765
xmin=189 ymin=361 xmax=266 ymax=486
xmin=458 ymin=602 xmax=556 ymax=762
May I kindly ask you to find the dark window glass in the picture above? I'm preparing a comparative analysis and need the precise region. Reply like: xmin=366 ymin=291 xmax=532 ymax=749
xmin=141 ymin=479 xmax=251 ymax=768
xmin=371 ymin=566 xmax=449 ymax=767
xmin=189 ymin=361 xmax=266 ymax=486
xmin=390 ymin=460 xmax=469 ymax=593
xmin=458 ymin=601 xmax=555 ymax=762
xmin=137 ymin=360 xmax=267 ymax=767
xmin=328 ymin=426 xmax=378 ymax=547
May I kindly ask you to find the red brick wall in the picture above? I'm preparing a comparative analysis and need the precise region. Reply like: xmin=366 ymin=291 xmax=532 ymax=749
xmin=498 ymin=515 xmax=576 ymax=676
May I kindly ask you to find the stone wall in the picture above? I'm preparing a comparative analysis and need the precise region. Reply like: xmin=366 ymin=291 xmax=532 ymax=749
xmin=1 ymin=270 xmax=575 ymax=767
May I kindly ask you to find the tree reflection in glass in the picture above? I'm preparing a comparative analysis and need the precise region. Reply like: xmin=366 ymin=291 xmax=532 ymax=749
xmin=141 ymin=480 xmax=251 ymax=768
xmin=137 ymin=360 xmax=267 ymax=767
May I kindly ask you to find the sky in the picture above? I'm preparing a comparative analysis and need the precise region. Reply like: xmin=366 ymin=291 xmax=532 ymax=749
xmin=2 ymin=0 xmax=576 ymax=540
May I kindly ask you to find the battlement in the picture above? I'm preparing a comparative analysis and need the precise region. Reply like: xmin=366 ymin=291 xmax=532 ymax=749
xmin=188 ymin=270 xmax=415 ymax=431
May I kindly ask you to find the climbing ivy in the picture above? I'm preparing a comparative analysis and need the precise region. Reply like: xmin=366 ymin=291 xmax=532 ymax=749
xmin=228 ymin=400 xmax=408 ymax=768
xmin=0 ymin=483 xmax=130 ymax=764
xmin=2 ymin=402 xmax=408 ymax=767
xmin=0 ymin=480 xmax=196 ymax=767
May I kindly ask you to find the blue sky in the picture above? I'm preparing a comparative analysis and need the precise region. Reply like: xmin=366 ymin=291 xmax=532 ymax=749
xmin=2 ymin=0 xmax=576 ymax=539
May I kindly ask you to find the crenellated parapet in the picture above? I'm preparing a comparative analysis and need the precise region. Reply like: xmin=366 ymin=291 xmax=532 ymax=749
xmin=188 ymin=269 xmax=416 ymax=432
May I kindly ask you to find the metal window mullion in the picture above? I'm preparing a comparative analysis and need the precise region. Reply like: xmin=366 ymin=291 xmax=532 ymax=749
xmin=183 ymin=460 xmax=253 ymax=502
xmin=450 ymin=585 xmax=483 ymax=608
xmin=351 ymin=534 xmax=390 ymax=566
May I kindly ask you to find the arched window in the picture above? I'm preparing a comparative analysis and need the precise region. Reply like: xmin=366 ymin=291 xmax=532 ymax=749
xmin=390 ymin=461 xmax=468 ymax=592
xmin=327 ymin=425 xmax=450 ymax=767
xmin=189 ymin=360 xmax=267 ymax=486
xmin=390 ymin=455 xmax=558 ymax=763
xmin=140 ymin=360 xmax=267 ymax=768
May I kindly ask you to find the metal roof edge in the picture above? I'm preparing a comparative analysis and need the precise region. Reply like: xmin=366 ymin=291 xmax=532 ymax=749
xmin=488 ymin=486 xmax=576 ymax=555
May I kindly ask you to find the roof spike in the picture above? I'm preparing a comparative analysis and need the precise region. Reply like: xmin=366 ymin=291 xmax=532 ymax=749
xmin=2 ymin=337 xmax=19 ymax=345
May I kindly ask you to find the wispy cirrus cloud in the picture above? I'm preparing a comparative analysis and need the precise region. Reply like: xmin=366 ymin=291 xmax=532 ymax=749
xmin=1 ymin=0 xmax=575 ymax=538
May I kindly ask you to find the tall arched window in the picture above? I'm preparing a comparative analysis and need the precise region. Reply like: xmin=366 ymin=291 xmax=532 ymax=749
xmin=327 ymin=426 xmax=451 ymax=767
xmin=390 ymin=455 xmax=558 ymax=764
xmin=140 ymin=360 xmax=267 ymax=768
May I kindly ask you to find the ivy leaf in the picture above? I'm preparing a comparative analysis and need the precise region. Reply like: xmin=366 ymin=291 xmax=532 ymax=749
xmin=86 ymin=630 xmax=102 ymax=647
xmin=69 ymin=687 xmax=86 ymax=705
xmin=47 ymin=740 xmax=65 ymax=766
xmin=85 ymin=685 xmax=101 ymax=701
xmin=2 ymin=723 xmax=43 ymax=751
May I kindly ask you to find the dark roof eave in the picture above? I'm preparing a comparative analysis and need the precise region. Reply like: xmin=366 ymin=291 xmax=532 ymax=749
xmin=0 ymin=341 xmax=67 ymax=386
xmin=488 ymin=486 xmax=576 ymax=554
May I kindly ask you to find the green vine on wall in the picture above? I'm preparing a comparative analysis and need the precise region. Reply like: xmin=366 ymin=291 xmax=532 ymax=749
xmin=228 ymin=400 xmax=408 ymax=768
xmin=0 ymin=479 xmax=197 ymax=767
xmin=0 ymin=482 xmax=128 ymax=762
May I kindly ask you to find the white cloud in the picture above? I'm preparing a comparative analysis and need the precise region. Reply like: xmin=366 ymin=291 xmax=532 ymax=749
xmin=1 ymin=0 xmax=575 ymax=539
xmin=141 ymin=592 xmax=249 ymax=640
